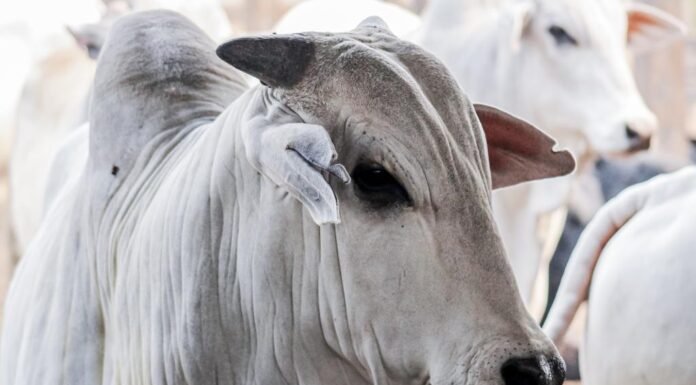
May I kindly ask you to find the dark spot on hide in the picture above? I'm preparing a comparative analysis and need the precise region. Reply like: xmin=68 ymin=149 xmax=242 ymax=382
xmin=111 ymin=165 xmax=120 ymax=176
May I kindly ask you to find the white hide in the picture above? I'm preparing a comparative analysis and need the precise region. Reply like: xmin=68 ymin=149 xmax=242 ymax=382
xmin=7 ymin=0 xmax=233 ymax=258
xmin=9 ymin=45 xmax=95 ymax=256
xmin=42 ymin=124 xmax=89 ymax=214
xmin=0 ymin=11 xmax=569 ymax=385
xmin=544 ymin=166 xmax=696 ymax=385
xmin=274 ymin=0 xmax=685 ymax=311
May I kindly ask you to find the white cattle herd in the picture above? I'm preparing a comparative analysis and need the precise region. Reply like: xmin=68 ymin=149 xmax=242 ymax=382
xmin=275 ymin=0 xmax=686 ymax=314
xmin=0 ymin=1 xmax=694 ymax=385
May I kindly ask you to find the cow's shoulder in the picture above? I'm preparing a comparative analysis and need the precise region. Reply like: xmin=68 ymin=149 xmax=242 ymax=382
xmin=87 ymin=10 xmax=247 ymax=196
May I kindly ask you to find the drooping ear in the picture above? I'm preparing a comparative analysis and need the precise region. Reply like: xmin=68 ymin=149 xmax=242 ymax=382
xmin=216 ymin=35 xmax=315 ymax=88
xmin=475 ymin=104 xmax=576 ymax=189
xmin=242 ymin=117 xmax=350 ymax=225
xmin=626 ymin=3 xmax=686 ymax=53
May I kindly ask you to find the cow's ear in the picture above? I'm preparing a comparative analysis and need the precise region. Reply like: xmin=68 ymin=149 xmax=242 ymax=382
xmin=242 ymin=118 xmax=350 ymax=225
xmin=626 ymin=3 xmax=686 ymax=53
xmin=475 ymin=104 xmax=575 ymax=189
xmin=505 ymin=2 xmax=534 ymax=50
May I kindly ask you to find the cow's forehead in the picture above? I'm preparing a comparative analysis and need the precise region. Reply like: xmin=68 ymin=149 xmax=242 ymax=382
xmin=280 ymin=27 xmax=490 ymax=193
xmin=288 ymin=27 xmax=478 ymax=139
xmin=305 ymin=29 xmax=430 ymax=96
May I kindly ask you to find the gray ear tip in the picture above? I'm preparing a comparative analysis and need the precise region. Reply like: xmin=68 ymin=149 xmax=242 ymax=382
xmin=216 ymin=36 xmax=315 ymax=88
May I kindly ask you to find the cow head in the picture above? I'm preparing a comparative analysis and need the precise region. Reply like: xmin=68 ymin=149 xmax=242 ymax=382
xmin=498 ymin=0 xmax=684 ymax=154
xmin=424 ymin=0 xmax=684 ymax=157
xmin=216 ymin=18 xmax=574 ymax=385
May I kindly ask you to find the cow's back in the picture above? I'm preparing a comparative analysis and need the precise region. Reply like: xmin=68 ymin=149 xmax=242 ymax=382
xmin=582 ymin=173 xmax=696 ymax=385
xmin=0 ymin=10 xmax=249 ymax=384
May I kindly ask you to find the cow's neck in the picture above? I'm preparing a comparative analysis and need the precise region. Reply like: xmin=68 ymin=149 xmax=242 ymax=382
xmin=207 ymin=88 xmax=378 ymax=385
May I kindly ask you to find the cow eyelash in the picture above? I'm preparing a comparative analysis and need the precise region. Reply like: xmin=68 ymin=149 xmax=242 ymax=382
xmin=548 ymin=25 xmax=578 ymax=46
xmin=352 ymin=163 xmax=411 ymax=207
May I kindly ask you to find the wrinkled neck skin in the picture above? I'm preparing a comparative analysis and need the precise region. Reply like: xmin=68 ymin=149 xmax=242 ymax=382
xmin=207 ymin=88 xmax=379 ymax=385
xmin=85 ymin=87 xmax=418 ymax=385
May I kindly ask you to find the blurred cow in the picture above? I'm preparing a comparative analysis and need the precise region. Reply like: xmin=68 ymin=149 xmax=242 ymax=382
xmin=7 ymin=0 xmax=234 ymax=259
xmin=276 ymin=0 xmax=421 ymax=37
xmin=544 ymin=166 xmax=696 ymax=385
xmin=8 ymin=2 xmax=126 ymax=259
xmin=275 ymin=0 xmax=686 ymax=314
xmin=542 ymin=153 xmax=685 ymax=379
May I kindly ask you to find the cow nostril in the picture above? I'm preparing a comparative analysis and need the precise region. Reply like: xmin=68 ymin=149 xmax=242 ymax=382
xmin=501 ymin=356 xmax=565 ymax=385
xmin=625 ymin=125 xmax=651 ymax=151
xmin=625 ymin=125 xmax=639 ymax=139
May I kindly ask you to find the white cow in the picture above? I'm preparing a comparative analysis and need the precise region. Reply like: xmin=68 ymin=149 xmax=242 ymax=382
xmin=275 ymin=0 xmax=685 ymax=313
xmin=544 ymin=166 xmax=696 ymax=385
xmin=8 ymin=43 xmax=97 ymax=257
xmin=7 ymin=0 xmax=234 ymax=259
xmin=1 ymin=11 xmax=575 ymax=385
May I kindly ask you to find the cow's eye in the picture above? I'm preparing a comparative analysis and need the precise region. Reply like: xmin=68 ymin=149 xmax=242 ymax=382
xmin=353 ymin=163 xmax=410 ymax=206
xmin=548 ymin=25 xmax=578 ymax=46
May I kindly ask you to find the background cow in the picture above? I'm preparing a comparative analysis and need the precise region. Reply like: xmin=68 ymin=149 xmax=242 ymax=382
xmin=544 ymin=166 xmax=696 ymax=385
xmin=5 ymin=0 xmax=233 ymax=258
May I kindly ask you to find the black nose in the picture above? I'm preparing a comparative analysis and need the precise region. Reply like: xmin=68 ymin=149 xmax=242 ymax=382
xmin=501 ymin=356 xmax=565 ymax=385
xmin=625 ymin=125 xmax=651 ymax=152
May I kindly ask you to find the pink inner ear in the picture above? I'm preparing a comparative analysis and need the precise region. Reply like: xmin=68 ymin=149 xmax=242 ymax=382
xmin=475 ymin=104 xmax=576 ymax=189
xmin=628 ymin=11 xmax=660 ymax=39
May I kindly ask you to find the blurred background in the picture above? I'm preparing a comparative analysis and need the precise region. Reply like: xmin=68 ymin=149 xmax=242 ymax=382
xmin=0 ymin=2 xmax=694 ymax=383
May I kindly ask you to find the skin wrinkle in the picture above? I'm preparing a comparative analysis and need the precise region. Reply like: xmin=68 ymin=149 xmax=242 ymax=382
xmin=324 ymin=222 xmax=375 ymax=383
xmin=351 ymin=132 xmax=420 ymax=207
xmin=315 ymin=230 xmax=365 ymax=380
xmin=1 ymin=11 xmax=570 ymax=385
